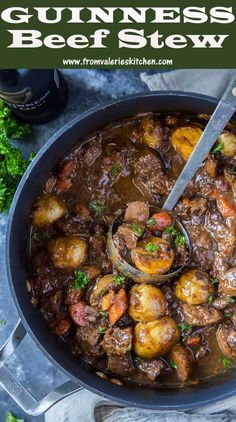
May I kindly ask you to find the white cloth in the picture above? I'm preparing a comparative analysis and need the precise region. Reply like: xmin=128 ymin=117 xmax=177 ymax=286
xmin=45 ymin=69 xmax=236 ymax=422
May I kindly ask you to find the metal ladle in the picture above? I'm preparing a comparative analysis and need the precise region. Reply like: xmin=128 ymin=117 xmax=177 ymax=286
xmin=108 ymin=76 xmax=236 ymax=283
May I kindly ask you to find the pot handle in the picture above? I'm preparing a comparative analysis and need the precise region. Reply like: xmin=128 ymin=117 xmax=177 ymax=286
xmin=0 ymin=319 xmax=82 ymax=416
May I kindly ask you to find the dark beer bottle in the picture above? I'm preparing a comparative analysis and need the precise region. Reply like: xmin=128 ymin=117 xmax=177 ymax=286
xmin=0 ymin=69 xmax=68 ymax=124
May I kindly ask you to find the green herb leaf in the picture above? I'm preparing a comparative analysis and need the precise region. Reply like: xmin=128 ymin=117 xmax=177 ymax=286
xmin=6 ymin=412 xmax=24 ymax=422
xmin=211 ymin=141 xmax=224 ymax=154
xmin=145 ymin=242 xmax=159 ymax=252
xmin=226 ymin=296 xmax=235 ymax=303
xmin=113 ymin=275 xmax=125 ymax=285
xmin=89 ymin=200 xmax=105 ymax=216
xmin=0 ymin=108 xmax=33 ymax=213
xmin=98 ymin=326 xmax=106 ymax=334
xmin=211 ymin=277 xmax=218 ymax=285
xmin=224 ymin=312 xmax=233 ymax=319
xmin=130 ymin=223 xmax=143 ymax=236
xmin=164 ymin=225 xmax=186 ymax=246
xmin=32 ymin=231 xmax=50 ymax=242
xmin=111 ymin=165 xmax=121 ymax=177
xmin=72 ymin=271 xmax=88 ymax=289
xmin=220 ymin=356 xmax=233 ymax=369
xmin=208 ymin=295 xmax=214 ymax=303
xmin=0 ymin=319 xmax=6 ymax=326
xmin=229 ymin=166 xmax=236 ymax=175
xmin=126 ymin=344 xmax=132 ymax=352
xmin=178 ymin=322 xmax=192 ymax=339
xmin=100 ymin=311 xmax=108 ymax=321
xmin=164 ymin=225 xmax=178 ymax=236
xmin=170 ymin=360 xmax=177 ymax=369
xmin=175 ymin=234 xmax=186 ymax=246
xmin=147 ymin=217 xmax=156 ymax=226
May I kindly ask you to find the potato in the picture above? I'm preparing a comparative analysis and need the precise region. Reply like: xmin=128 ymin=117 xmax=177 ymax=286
xmin=171 ymin=126 xmax=202 ymax=161
xmin=134 ymin=317 xmax=180 ymax=359
xmin=140 ymin=117 xmax=163 ymax=149
xmin=33 ymin=194 xmax=66 ymax=227
xmin=217 ymin=131 xmax=236 ymax=157
xmin=131 ymin=236 xmax=174 ymax=275
xmin=48 ymin=236 xmax=88 ymax=270
xmin=175 ymin=270 xmax=215 ymax=305
xmin=129 ymin=284 xmax=167 ymax=322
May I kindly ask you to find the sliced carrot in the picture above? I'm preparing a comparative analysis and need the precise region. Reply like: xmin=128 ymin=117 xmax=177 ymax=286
xmin=217 ymin=195 xmax=236 ymax=218
xmin=108 ymin=289 xmax=128 ymax=326
xmin=101 ymin=290 xmax=115 ymax=311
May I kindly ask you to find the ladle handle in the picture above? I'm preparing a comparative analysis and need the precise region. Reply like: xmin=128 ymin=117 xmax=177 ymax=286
xmin=163 ymin=76 xmax=236 ymax=211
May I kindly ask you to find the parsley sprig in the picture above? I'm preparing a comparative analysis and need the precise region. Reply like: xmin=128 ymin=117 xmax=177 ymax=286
xmin=89 ymin=200 xmax=105 ymax=216
xmin=145 ymin=242 xmax=159 ymax=252
xmin=130 ymin=223 xmax=143 ymax=236
xmin=211 ymin=141 xmax=224 ymax=154
xmin=72 ymin=270 xmax=88 ymax=289
xmin=0 ymin=100 xmax=33 ymax=212
xmin=6 ymin=412 xmax=24 ymax=422
xmin=164 ymin=225 xmax=186 ymax=246
xmin=113 ymin=275 xmax=125 ymax=285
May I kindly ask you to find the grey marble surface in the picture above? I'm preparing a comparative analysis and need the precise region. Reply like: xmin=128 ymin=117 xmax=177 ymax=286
xmin=0 ymin=70 xmax=148 ymax=421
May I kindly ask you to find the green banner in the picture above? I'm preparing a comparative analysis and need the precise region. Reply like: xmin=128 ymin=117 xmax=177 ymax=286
xmin=0 ymin=0 xmax=235 ymax=68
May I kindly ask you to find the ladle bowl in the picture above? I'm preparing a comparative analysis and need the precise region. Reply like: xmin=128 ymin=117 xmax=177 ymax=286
xmin=107 ymin=205 xmax=191 ymax=284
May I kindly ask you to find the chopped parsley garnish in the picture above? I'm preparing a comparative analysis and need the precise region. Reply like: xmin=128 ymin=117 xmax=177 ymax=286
xmin=164 ymin=225 xmax=186 ymax=246
xmin=0 ymin=100 xmax=34 ymax=212
xmin=229 ymin=166 xmax=236 ymax=175
xmin=170 ymin=360 xmax=177 ymax=369
xmin=147 ymin=217 xmax=156 ymax=226
xmin=208 ymin=295 xmax=214 ymax=303
xmin=89 ymin=200 xmax=105 ymax=216
xmin=211 ymin=277 xmax=218 ymax=285
xmin=226 ymin=296 xmax=235 ymax=303
xmin=100 ymin=311 xmax=108 ymax=321
xmin=126 ymin=344 xmax=132 ymax=351
xmin=6 ymin=412 xmax=24 ymax=422
xmin=113 ymin=275 xmax=125 ymax=285
xmin=211 ymin=141 xmax=224 ymax=154
xmin=220 ymin=356 xmax=233 ymax=369
xmin=0 ymin=319 xmax=6 ymax=326
xmin=130 ymin=223 xmax=143 ymax=236
xmin=72 ymin=271 xmax=88 ymax=289
xmin=178 ymin=322 xmax=192 ymax=339
xmin=111 ymin=165 xmax=121 ymax=177
xmin=32 ymin=231 xmax=50 ymax=242
xmin=224 ymin=312 xmax=233 ymax=319
xmin=145 ymin=242 xmax=159 ymax=252
xmin=98 ymin=326 xmax=106 ymax=334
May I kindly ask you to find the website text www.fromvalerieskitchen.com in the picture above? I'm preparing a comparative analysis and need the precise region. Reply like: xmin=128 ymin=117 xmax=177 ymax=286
xmin=62 ymin=57 xmax=173 ymax=67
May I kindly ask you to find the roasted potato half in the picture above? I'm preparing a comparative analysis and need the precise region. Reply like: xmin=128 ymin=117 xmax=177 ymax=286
xmin=33 ymin=194 xmax=66 ymax=227
xmin=216 ymin=131 xmax=236 ymax=157
xmin=171 ymin=126 xmax=202 ymax=161
xmin=131 ymin=236 xmax=174 ymax=275
xmin=133 ymin=316 xmax=180 ymax=359
xmin=129 ymin=284 xmax=168 ymax=322
xmin=175 ymin=269 xmax=215 ymax=305
xmin=48 ymin=236 xmax=88 ymax=270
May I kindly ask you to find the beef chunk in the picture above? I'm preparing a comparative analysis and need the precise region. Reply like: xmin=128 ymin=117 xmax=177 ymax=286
xmin=133 ymin=151 xmax=168 ymax=196
xmin=217 ymin=322 xmax=236 ymax=359
xmin=76 ymin=326 xmax=103 ymax=357
xmin=204 ymin=155 xmax=218 ymax=178
xmin=89 ymin=232 xmax=112 ymax=273
xmin=180 ymin=303 xmax=222 ymax=327
xmin=169 ymin=345 xmax=192 ymax=382
xmin=113 ymin=223 xmax=140 ymax=254
xmin=41 ymin=289 xmax=63 ymax=315
xmin=82 ymin=139 xmax=102 ymax=166
xmin=136 ymin=358 xmax=165 ymax=382
xmin=124 ymin=201 xmax=149 ymax=223
xmin=65 ymin=282 xmax=83 ymax=305
xmin=220 ymin=268 xmax=236 ymax=296
xmin=51 ymin=317 xmax=71 ymax=336
xmin=73 ymin=204 xmax=90 ymax=223
xmin=107 ymin=352 xmax=134 ymax=376
xmin=102 ymin=327 xmax=132 ymax=355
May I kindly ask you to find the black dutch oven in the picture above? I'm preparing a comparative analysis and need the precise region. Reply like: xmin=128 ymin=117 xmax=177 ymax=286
xmin=2 ymin=92 xmax=236 ymax=416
